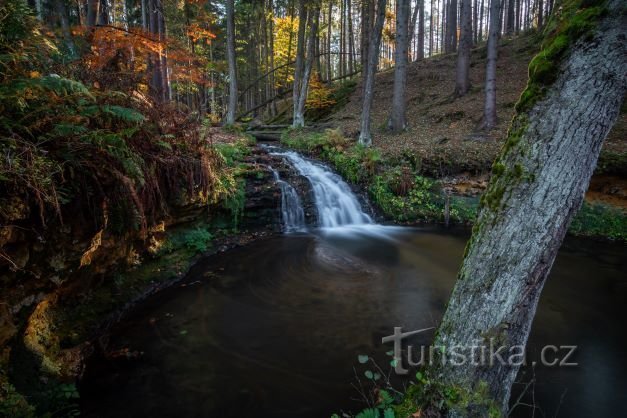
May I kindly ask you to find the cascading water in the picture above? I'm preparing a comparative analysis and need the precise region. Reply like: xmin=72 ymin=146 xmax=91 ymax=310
xmin=268 ymin=165 xmax=306 ymax=232
xmin=269 ymin=149 xmax=373 ymax=228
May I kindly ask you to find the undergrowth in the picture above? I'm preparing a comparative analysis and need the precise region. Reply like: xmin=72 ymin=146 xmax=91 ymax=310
xmin=281 ymin=128 xmax=626 ymax=239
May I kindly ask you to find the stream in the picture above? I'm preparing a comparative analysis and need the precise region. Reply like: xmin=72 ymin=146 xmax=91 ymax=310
xmin=80 ymin=150 xmax=627 ymax=418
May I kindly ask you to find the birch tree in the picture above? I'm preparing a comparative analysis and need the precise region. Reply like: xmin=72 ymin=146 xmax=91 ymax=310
xmin=358 ymin=0 xmax=387 ymax=146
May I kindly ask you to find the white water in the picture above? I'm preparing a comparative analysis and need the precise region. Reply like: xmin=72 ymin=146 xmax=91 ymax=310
xmin=269 ymin=149 xmax=373 ymax=228
xmin=267 ymin=165 xmax=306 ymax=233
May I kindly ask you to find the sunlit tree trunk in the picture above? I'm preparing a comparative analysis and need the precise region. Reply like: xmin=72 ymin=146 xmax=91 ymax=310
xmin=226 ymin=0 xmax=238 ymax=124
xmin=358 ymin=0 xmax=387 ymax=146
xmin=292 ymin=0 xmax=307 ymax=127
xmin=294 ymin=4 xmax=320 ymax=127
xmin=432 ymin=1 xmax=626 ymax=414
xmin=388 ymin=0 xmax=409 ymax=132
xmin=454 ymin=0 xmax=472 ymax=96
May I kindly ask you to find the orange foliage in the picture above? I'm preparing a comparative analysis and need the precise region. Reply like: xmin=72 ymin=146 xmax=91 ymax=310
xmin=306 ymin=73 xmax=336 ymax=110
xmin=186 ymin=23 xmax=217 ymax=44
xmin=76 ymin=25 xmax=212 ymax=88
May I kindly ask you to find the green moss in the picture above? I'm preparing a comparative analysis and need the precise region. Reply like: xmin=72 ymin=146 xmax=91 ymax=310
xmin=515 ymin=1 xmax=607 ymax=113
xmin=492 ymin=162 xmax=506 ymax=176
xmin=569 ymin=202 xmax=627 ymax=240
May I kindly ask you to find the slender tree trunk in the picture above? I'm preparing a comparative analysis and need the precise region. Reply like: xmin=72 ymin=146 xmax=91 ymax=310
xmin=55 ymin=0 xmax=76 ymax=56
xmin=447 ymin=0 xmax=458 ymax=52
xmin=481 ymin=0 xmax=500 ymax=129
xmin=408 ymin=0 xmax=421 ymax=58
xmin=268 ymin=0 xmax=278 ymax=116
xmin=226 ymin=0 xmax=238 ymax=124
xmin=292 ymin=0 xmax=307 ymax=126
xmin=284 ymin=0 xmax=295 ymax=87
xmin=294 ymin=4 xmax=321 ymax=127
xmin=388 ymin=0 xmax=410 ymax=132
xmin=429 ymin=0 xmax=434 ymax=55
xmin=347 ymin=0 xmax=356 ymax=75
xmin=537 ymin=0 xmax=543 ymax=28
xmin=157 ymin=7 xmax=170 ymax=102
xmin=432 ymin=1 xmax=625 ymax=414
xmin=417 ymin=0 xmax=425 ymax=59
xmin=478 ymin=0 xmax=484 ymax=41
xmin=358 ymin=0 xmax=387 ymax=146
xmin=506 ymin=0 xmax=514 ymax=34
xmin=327 ymin=0 xmax=333 ymax=81
xmin=87 ymin=0 xmax=99 ymax=26
xmin=453 ymin=0 xmax=472 ymax=96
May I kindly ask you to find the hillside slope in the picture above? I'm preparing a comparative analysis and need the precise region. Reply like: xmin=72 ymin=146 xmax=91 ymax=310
xmin=332 ymin=34 xmax=626 ymax=182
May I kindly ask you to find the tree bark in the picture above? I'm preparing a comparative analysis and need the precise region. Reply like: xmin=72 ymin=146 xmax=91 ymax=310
xmin=480 ymin=0 xmax=500 ymax=130
xmin=506 ymin=0 xmax=514 ymax=34
xmin=292 ymin=0 xmax=307 ymax=126
xmin=294 ymin=4 xmax=320 ymax=128
xmin=347 ymin=0 xmax=356 ymax=75
xmin=432 ymin=0 xmax=626 ymax=414
xmin=453 ymin=0 xmax=472 ymax=96
xmin=327 ymin=0 xmax=333 ymax=81
xmin=87 ymin=0 xmax=99 ymax=26
xmin=408 ymin=0 xmax=421 ymax=58
xmin=358 ymin=0 xmax=387 ymax=146
xmin=417 ymin=0 xmax=425 ymax=59
xmin=388 ymin=0 xmax=410 ymax=132
xmin=225 ymin=0 xmax=238 ymax=124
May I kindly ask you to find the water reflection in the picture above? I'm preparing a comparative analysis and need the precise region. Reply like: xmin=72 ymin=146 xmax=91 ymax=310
xmin=81 ymin=228 xmax=627 ymax=418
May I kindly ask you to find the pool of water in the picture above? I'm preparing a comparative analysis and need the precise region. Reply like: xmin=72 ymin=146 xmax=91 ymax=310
xmin=80 ymin=226 xmax=627 ymax=417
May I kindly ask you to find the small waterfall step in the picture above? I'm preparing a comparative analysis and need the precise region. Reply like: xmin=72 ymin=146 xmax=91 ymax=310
xmin=267 ymin=148 xmax=373 ymax=228
xmin=267 ymin=165 xmax=306 ymax=233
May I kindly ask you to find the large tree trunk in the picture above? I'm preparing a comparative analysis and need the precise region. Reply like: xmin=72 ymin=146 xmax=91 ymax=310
xmin=292 ymin=0 xmax=307 ymax=127
xmin=225 ymin=0 xmax=238 ymax=124
xmin=453 ymin=0 xmax=472 ymax=96
xmin=388 ymin=0 xmax=410 ymax=132
xmin=432 ymin=0 xmax=626 ymax=414
xmin=358 ymin=0 xmax=387 ymax=146
xmin=480 ymin=0 xmax=500 ymax=130
xmin=294 ymin=4 xmax=320 ymax=128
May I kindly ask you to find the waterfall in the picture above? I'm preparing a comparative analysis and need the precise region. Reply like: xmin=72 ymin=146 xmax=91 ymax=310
xmin=269 ymin=150 xmax=373 ymax=228
xmin=268 ymin=166 xmax=306 ymax=233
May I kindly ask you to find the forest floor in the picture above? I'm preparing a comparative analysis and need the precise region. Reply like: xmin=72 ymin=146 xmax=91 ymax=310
xmin=330 ymin=33 xmax=627 ymax=208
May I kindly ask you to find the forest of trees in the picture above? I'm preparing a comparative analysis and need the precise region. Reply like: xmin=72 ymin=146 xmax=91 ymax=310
xmin=23 ymin=0 xmax=555 ymax=133
xmin=2 ymin=0 xmax=625 ymax=416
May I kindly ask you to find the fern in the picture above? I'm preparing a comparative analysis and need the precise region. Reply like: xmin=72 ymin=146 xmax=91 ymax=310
xmin=38 ymin=75 xmax=95 ymax=100
xmin=101 ymin=105 xmax=145 ymax=123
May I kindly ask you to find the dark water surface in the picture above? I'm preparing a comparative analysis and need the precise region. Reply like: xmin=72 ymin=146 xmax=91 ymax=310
xmin=81 ymin=226 xmax=627 ymax=418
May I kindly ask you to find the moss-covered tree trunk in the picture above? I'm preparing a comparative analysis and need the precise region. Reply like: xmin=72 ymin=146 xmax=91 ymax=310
xmin=432 ymin=0 xmax=626 ymax=414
